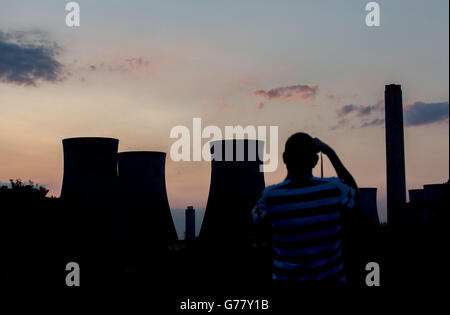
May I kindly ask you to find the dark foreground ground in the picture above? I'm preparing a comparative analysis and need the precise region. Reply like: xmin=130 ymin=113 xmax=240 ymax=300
xmin=0 ymin=184 xmax=448 ymax=311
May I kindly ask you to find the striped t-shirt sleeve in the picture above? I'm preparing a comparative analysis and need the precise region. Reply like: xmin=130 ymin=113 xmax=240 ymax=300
xmin=333 ymin=177 xmax=356 ymax=209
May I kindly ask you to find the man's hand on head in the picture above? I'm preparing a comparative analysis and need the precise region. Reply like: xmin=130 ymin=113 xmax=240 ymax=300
xmin=313 ymin=138 xmax=334 ymax=156
xmin=313 ymin=137 xmax=359 ymax=191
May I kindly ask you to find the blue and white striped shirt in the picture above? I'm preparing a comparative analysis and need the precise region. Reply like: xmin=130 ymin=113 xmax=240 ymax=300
xmin=252 ymin=176 xmax=355 ymax=281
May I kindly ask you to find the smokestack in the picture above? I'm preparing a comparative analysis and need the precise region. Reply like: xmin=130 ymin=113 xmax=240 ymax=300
xmin=185 ymin=206 xmax=195 ymax=241
xmin=385 ymin=84 xmax=407 ymax=223
xmin=117 ymin=151 xmax=178 ymax=244
xmin=61 ymin=137 xmax=120 ymax=240
xmin=357 ymin=188 xmax=380 ymax=229
xmin=199 ymin=139 xmax=265 ymax=244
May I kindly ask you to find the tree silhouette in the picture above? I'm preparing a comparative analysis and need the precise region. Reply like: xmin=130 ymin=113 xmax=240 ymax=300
xmin=1 ymin=179 xmax=49 ymax=199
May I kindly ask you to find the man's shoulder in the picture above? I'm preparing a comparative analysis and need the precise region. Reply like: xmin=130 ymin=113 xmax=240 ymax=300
xmin=315 ymin=177 xmax=355 ymax=197
xmin=264 ymin=179 xmax=292 ymax=194
xmin=263 ymin=177 xmax=345 ymax=196
xmin=311 ymin=176 xmax=344 ymax=185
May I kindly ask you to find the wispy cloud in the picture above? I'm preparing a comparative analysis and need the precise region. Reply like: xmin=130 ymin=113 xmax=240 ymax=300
xmin=0 ymin=30 xmax=64 ymax=86
xmin=361 ymin=118 xmax=385 ymax=128
xmin=333 ymin=100 xmax=448 ymax=129
xmin=253 ymin=84 xmax=318 ymax=101
xmin=330 ymin=118 xmax=351 ymax=130
xmin=404 ymin=102 xmax=449 ymax=126
xmin=87 ymin=57 xmax=152 ymax=73
xmin=326 ymin=93 xmax=358 ymax=103
xmin=336 ymin=101 xmax=383 ymax=117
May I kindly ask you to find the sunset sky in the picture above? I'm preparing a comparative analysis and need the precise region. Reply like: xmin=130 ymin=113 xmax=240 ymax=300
xmin=1 ymin=0 xmax=448 ymax=222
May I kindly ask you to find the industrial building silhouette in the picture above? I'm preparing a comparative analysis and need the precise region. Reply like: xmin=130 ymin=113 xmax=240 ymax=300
xmin=408 ymin=183 xmax=448 ymax=221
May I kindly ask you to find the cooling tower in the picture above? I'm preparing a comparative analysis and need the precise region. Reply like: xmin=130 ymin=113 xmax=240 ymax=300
xmin=385 ymin=84 xmax=407 ymax=223
xmin=357 ymin=188 xmax=380 ymax=229
xmin=117 ymin=151 xmax=178 ymax=244
xmin=199 ymin=139 xmax=265 ymax=243
xmin=61 ymin=137 xmax=119 ymax=201
xmin=61 ymin=137 xmax=120 ymax=240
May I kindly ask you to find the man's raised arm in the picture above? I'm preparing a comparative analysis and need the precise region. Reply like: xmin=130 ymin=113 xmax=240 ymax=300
xmin=314 ymin=138 xmax=359 ymax=194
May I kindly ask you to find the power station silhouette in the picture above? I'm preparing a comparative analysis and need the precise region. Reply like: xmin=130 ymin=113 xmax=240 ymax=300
xmin=57 ymin=83 xmax=413 ymax=247
xmin=56 ymin=83 xmax=438 ymax=245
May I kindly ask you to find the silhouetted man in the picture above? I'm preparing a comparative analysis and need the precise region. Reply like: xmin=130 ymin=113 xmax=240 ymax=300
xmin=252 ymin=132 xmax=359 ymax=281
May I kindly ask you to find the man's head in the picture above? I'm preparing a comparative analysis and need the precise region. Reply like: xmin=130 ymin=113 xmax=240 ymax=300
xmin=283 ymin=132 xmax=319 ymax=175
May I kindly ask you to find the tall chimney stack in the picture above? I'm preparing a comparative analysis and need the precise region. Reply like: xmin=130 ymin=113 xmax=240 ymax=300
xmin=385 ymin=84 xmax=407 ymax=223
xmin=185 ymin=206 xmax=195 ymax=241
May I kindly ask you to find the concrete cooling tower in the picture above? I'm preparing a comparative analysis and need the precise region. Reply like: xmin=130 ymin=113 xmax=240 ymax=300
xmin=199 ymin=139 xmax=265 ymax=243
xmin=117 ymin=151 xmax=178 ymax=244
xmin=357 ymin=188 xmax=380 ymax=229
xmin=61 ymin=137 xmax=121 ymax=240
